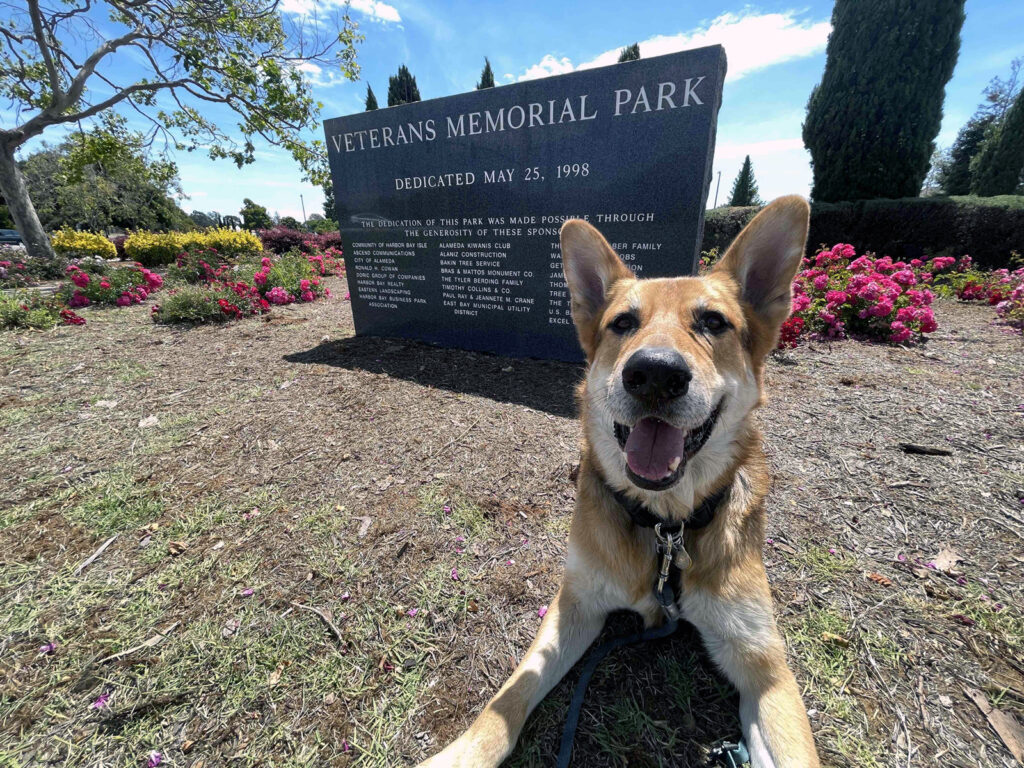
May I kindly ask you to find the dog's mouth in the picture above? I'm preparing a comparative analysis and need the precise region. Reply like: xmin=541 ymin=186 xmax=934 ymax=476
xmin=614 ymin=400 xmax=723 ymax=491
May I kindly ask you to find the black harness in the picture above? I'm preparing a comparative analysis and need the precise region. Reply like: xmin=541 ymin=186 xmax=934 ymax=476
xmin=604 ymin=476 xmax=730 ymax=619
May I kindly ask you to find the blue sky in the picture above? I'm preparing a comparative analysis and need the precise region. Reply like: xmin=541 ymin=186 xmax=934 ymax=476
xmin=12 ymin=0 xmax=1024 ymax=221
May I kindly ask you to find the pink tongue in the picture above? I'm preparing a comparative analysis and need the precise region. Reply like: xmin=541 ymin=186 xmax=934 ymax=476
xmin=624 ymin=417 xmax=687 ymax=481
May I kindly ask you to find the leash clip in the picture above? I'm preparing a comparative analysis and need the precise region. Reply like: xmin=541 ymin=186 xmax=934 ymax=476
xmin=654 ymin=523 xmax=685 ymax=620
xmin=707 ymin=740 xmax=751 ymax=767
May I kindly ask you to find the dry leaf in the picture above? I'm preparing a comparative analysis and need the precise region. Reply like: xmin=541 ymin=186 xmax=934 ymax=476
xmin=355 ymin=517 xmax=372 ymax=538
xmin=866 ymin=572 xmax=893 ymax=587
xmin=181 ymin=740 xmax=194 ymax=753
xmin=467 ymin=599 xmax=479 ymax=613
xmin=268 ymin=662 xmax=286 ymax=687
xmin=964 ymin=687 xmax=1024 ymax=763
xmin=138 ymin=415 xmax=160 ymax=429
xmin=932 ymin=547 xmax=964 ymax=573
xmin=168 ymin=540 xmax=187 ymax=556
xmin=821 ymin=632 xmax=850 ymax=648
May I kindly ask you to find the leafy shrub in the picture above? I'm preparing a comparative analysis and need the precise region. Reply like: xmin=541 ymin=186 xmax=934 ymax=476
xmin=51 ymin=228 xmax=116 ymax=260
xmin=151 ymin=282 xmax=269 ymax=324
xmin=0 ymin=291 xmax=84 ymax=329
xmin=788 ymin=243 xmax=940 ymax=345
xmin=179 ymin=227 xmax=261 ymax=257
xmin=125 ymin=228 xmax=262 ymax=266
xmin=166 ymin=248 xmax=232 ymax=284
xmin=61 ymin=263 xmax=163 ymax=307
xmin=124 ymin=231 xmax=183 ymax=266
xmin=110 ymin=234 xmax=127 ymax=259
xmin=259 ymin=227 xmax=343 ymax=255
xmin=259 ymin=226 xmax=306 ymax=254
xmin=306 ymin=247 xmax=344 ymax=276
xmin=704 ymin=196 xmax=1024 ymax=270
xmin=250 ymin=252 xmax=328 ymax=303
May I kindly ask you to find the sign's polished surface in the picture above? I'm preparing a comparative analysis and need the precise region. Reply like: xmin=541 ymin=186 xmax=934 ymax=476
xmin=325 ymin=45 xmax=726 ymax=361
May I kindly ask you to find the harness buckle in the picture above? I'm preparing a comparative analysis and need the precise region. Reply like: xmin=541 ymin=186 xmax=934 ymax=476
xmin=707 ymin=740 xmax=751 ymax=767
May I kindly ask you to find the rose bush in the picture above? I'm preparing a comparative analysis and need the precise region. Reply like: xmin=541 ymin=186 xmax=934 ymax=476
xmin=151 ymin=281 xmax=269 ymax=324
xmin=1 ymin=291 xmax=85 ymax=329
xmin=61 ymin=263 xmax=163 ymax=308
xmin=786 ymin=244 xmax=941 ymax=346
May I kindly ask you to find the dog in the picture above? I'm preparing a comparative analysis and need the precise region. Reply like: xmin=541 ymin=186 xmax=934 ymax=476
xmin=418 ymin=196 xmax=820 ymax=768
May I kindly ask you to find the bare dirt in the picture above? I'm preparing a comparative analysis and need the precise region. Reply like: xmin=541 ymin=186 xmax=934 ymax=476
xmin=1 ymin=285 xmax=1021 ymax=767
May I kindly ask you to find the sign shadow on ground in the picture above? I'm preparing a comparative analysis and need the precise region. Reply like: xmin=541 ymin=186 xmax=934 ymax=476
xmin=283 ymin=336 xmax=584 ymax=418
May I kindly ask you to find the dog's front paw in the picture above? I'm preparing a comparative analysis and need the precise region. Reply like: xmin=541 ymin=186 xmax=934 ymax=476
xmin=415 ymin=731 xmax=505 ymax=768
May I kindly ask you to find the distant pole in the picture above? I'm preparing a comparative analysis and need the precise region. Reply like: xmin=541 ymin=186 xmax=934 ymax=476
xmin=713 ymin=171 xmax=722 ymax=208
xmin=300 ymin=194 xmax=307 ymax=224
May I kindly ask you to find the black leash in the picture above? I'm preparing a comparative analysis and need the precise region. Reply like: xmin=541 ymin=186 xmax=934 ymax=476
xmin=554 ymin=478 xmax=748 ymax=768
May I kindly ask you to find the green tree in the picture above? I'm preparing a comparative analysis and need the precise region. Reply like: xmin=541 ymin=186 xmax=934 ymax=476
xmin=240 ymin=199 xmax=272 ymax=230
xmin=803 ymin=0 xmax=965 ymax=202
xmin=190 ymin=210 xmax=216 ymax=228
xmin=19 ymin=114 xmax=191 ymax=232
xmin=618 ymin=43 xmax=640 ymax=63
xmin=476 ymin=58 xmax=495 ymax=89
xmin=222 ymin=215 xmax=242 ymax=230
xmin=323 ymin=178 xmax=336 ymax=220
xmin=279 ymin=215 xmax=302 ymax=229
xmin=387 ymin=65 xmax=421 ymax=106
xmin=0 ymin=1 xmax=361 ymax=261
xmin=938 ymin=115 xmax=996 ymax=195
xmin=727 ymin=156 xmax=763 ymax=207
xmin=365 ymin=83 xmax=379 ymax=110
xmin=971 ymin=89 xmax=1024 ymax=196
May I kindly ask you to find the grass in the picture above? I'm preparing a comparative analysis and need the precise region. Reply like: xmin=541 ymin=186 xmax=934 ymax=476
xmin=61 ymin=469 xmax=165 ymax=536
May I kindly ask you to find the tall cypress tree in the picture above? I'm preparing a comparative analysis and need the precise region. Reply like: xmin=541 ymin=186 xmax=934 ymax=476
xmin=476 ymin=58 xmax=495 ymax=89
xmin=365 ymin=83 xmax=379 ymax=111
xmin=387 ymin=65 xmax=421 ymax=107
xmin=618 ymin=43 xmax=640 ymax=63
xmin=803 ymin=0 xmax=966 ymax=202
xmin=971 ymin=89 xmax=1024 ymax=196
xmin=727 ymin=156 xmax=763 ymax=206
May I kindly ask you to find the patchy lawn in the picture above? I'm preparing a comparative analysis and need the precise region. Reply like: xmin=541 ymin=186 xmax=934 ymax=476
xmin=1 ymin=282 xmax=1022 ymax=767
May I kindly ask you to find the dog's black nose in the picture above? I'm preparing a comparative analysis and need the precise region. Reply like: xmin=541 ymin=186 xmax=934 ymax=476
xmin=622 ymin=347 xmax=692 ymax=403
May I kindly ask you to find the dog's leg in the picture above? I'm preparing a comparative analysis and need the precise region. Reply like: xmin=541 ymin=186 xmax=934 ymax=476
xmin=417 ymin=579 xmax=606 ymax=768
xmin=682 ymin=569 xmax=819 ymax=768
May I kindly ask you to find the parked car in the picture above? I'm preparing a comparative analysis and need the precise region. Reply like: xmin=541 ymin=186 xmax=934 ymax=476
xmin=0 ymin=229 xmax=23 ymax=245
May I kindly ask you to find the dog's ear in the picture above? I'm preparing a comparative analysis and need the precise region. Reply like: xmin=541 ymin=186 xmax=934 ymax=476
xmin=711 ymin=195 xmax=809 ymax=342
xmin=560 ymin=219 xmax=635 ymax=356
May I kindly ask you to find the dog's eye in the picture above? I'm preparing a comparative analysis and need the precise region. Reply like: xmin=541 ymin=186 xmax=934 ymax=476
xmin=609 ymin=312 xmax=639 ymax=334
xmin=699 ymin=311 xmax=729 ymax=334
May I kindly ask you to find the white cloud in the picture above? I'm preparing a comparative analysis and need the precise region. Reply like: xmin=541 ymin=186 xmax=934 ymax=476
xmin=292 ymin=60 xmax=349 ymax=88
xmin=517 ymin=10 xmax=829 ymax=83
xmin=517 ymin=55 xmax=575 ymax=82
xmin=280 ymin=0 xmax=400 ymax=23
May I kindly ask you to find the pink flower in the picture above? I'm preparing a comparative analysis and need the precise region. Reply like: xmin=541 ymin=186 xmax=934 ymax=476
xmin=116 ymin=294 xmax=131 ymax=307
xmin=537 ymin=606 xmax=548 ymax=618
xmin=300 ymin=290 xmax=315 ymax=302
xmin=71 ymin=271 xmax=90 ymax=288
xmin=38 ymin=642 xmax=57 ymax=655
xmin=341 ymin=739 xmax=352 ymax=753
xmin=889 ymin=321 xmax=913 ymax=344
xmin=450 ymin=568 xmax=459 ymax=581
xmin=406 ymin=608 xmax=418 ymax=617
xmin=300 ymin=279 xmax=311 ymax=291
xmin=147 ymin=752 xmax=163 ymax=767
xmin=241 ymin=588 xmax=254 ymax=597
xmin=812 ymin=274 xmax=829 ymax=291
xmin=91 ymin=692 xmax=111 ymax=709
xmin=266 ymin=286 xmax=293 ymax=305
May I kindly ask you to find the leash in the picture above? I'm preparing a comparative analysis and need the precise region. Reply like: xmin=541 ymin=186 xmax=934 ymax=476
xmin=554 ymin=615 xmax=679 ymax=768
xmin=554 ymin=477 xmax=749 ymax=768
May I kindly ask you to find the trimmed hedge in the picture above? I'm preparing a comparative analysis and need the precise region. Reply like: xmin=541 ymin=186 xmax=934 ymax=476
xmin=702 ymin=196 xmax=1024 ymax=268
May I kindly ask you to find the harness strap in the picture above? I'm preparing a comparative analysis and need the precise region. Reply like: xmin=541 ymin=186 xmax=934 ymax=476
xmin=604 ymin=480 xmax=729 ymax=534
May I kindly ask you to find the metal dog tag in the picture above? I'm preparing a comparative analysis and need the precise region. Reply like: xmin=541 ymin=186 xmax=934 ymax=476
xmin=672 ymin=546 xmax=692 ymax=571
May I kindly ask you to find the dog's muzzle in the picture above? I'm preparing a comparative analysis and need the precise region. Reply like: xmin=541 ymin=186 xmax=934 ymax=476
xmin=614 ymin=400 xmax=723 ymax=490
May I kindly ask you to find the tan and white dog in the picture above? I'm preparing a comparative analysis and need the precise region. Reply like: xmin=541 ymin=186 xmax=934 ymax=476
xmin=419 ymin=196 xmax=820 ymax=768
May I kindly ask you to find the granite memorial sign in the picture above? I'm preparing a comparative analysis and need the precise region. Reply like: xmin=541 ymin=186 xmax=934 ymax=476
xmin=324 ymin=45 xmax=727 ymax=361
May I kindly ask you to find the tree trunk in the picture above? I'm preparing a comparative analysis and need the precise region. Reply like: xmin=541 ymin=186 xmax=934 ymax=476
xmin=0 ymin=139 xmax=55 ymax=261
